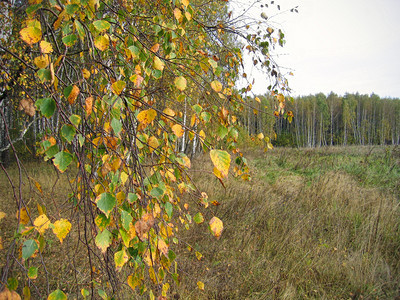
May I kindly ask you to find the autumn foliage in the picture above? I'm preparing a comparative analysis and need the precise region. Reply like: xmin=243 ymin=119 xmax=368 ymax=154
xmin=0 ymin=0 xmax=289 ymax=298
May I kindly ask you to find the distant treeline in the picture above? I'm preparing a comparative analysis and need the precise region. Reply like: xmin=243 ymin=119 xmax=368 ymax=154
xmin=241 ymin=93 xmax=400 ymax=147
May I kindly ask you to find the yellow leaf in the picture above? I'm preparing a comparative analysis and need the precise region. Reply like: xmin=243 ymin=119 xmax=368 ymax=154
xmin=182 ymin=0 xmax=189 ymax=7
xmin=40 ymin=40 xmax=53 ymax=54
xmin=173 ymin=8 xmax=182 ymax=22
xmin=210 ymin=80 xmax=222 ymax=92
xmin=82 ymin=68 xmax=91 ymax=79
xmin=153 ymin=56 xmax=164 ymax=71
xmin=257 ymin=133 xmax=264 ymax=140
xmin=85 ymin=96 xmax=93 ymax=116
xmin=52 ymin=219 xmax=72 ymax=243
xmin=34 ymin=214 xmax=51 ymax=235
xmin=120 ymin=172 xmax=128 ymax=185
xmin=94 ymin=35 xmax=109 ymax=51
xmin=0 ymin=237 xmax=2 ymax=250
xmin=34 ymin=55 xmax=49 ymax=69
xmin=150 ymin=43 xmax=160 ymax=53
xmin=20 ymin=26 xmax=42 ymax=46
xmin=174 ymin=76 xmax=187 ymax=91
xmin=17 ymin=207 xmax=30 ymax=225
xmin=0 ymin=211 xmax=6 ymax=221
xmin=163 ymin=108 xmax=175 ymax=118
xmin=148 ymin=136 xmax=159 ymax=153
xmin=157 ymin=238 xmax=168 ymax=256
xmin=137 ymin=109 xmax=157 ymax=127
xmin=171 ymin=124 xmax=184 ymax=138
xmin=210 ymin=149 xmax=230 ymax=178
xmin=277 ymin=93 xmax=285 ymax=102
xmin=197 ymin=281 xmax=205 ymax=290
xmin=255 ymin=97 xmax=261 ymax=103
xmin=68 ymin=85 xmax=80 ymax=105
xmin=209 ymin=216 xmax=223 ymax=239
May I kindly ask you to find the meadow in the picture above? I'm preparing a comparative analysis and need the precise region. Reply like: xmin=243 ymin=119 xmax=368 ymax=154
xmin=1 ymin=146 xmax=399 ymax=299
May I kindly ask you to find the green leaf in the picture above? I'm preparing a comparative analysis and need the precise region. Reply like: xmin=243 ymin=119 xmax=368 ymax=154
xmin=165 ymin=202 xmax=173 ymax=219
xmin=95 ymin=229 xmax=112 ymax=253
xmin=200 ymin=111 xmax=211 ymax=123
xmin=61 ymin=124 xmax=76 ymax=143
xmin=111 ymin=118 xmax=122 ymax=135
xmin=48 ymin=289 xmax=67 ymax=300
xmin=193 ymin=212 xmax=204 ymax=224
xmin=192 ymin=104 xmax=202 ymax=115
xmin=36 ymin=97 xmax=56 ymax=118
xmin=93 ymin=20 xmax=111 ymax=32
xmin=127 ymin=193 xmax=138 ymax=203
xmin=26 ymin=4 xmax=42 ymax=17
xmin=53 ymin=151 xmax=73 ymax=173
xmin=128 ymin=45 xmax=141 ymax=58
xmin=22 ymin=239 xmax=38 ymax=260
xmin=7 ymin=277 xmax=18 ymax=290
xmin=120 ymin=210 xmax=133 ymax=231
xmin=98 ymin=289 xmax=107 ymax=300
xmin=217 ymin=125 xmax=228 ymax=140
xmin=96 ymin=193 xmax=116 ymax=217
xmin=75 ymin=20 xmax=85 ymax=40
xmin=62 ymin=34 xmax=78 ymax=47
xmin=37 ymin=69 xmax=51 ymax=82
xmin=28 ymin=266 xmax=38 ymax=279
xmin=65 ymin=4 xmax=79 ymax=15
xmin=150 ymin=187 xmax=164 ymax=199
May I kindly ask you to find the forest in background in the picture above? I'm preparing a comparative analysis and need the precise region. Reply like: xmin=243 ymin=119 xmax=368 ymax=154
xmin=242 ymin=92 xmax=400 ymax=147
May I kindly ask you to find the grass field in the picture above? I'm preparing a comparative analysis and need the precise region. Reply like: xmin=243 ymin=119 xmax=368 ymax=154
xmin=1 ymin=146 xmax=399 ymax=299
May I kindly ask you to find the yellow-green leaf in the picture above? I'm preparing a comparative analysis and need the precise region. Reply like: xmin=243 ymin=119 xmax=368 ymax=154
xmin=111 ymin=80 xmax=126 ymax=95
xmin=209 ymin=216 xmax=223 ymax=239
xmin=174 ymin=76 xmax=187 ymax=91
xmin=210 ymin=149 xmax=231 ymax=178
xmin=114 ymin=248 xmax=128 ymax=271
xmin=93 ymin=20 xmax=111 ymax=32
xmin=52 ymin=219 xmax=72 ymax=243
xmin=34 ymin=55 xmax=49 ymax=69
xmin=153 ymin=56 xmax=164 ymax=71
xmin=95 ymin=229 xmax=112 ymax=253
xmin=48 ymin=289 xmax=67 ymax=300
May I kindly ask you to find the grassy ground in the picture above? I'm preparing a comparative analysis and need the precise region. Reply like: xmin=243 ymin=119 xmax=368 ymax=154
xmin=1 ymin=146 xmax=400 ymax=299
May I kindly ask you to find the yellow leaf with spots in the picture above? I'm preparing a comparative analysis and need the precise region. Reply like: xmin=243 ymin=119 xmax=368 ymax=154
xmin=52 ymin=219 xmax=72 ymax=243
xmin=209 ymin=216 xmax=223 ymax=239
xmin=20 ymin=27 xmax=42 ymax=45
xmin=34 ymin=214 xmax=51 ymax=235
xmin=210 ymin=149 xmax=230 ymax=178
xmin=94 ymin=35 xmax=109 ymax=51
xmin=40 ymin=40 xmax=53 ymax=53
xmin=137 ymin=109 xmax=157 ymax=127
xmin=34 ymin=55 xmax=49 ymax=69
xmin=17 ymin=207 xmax=30 ymax=225
xmin=171 ymin=124 xmax=184 ymax=138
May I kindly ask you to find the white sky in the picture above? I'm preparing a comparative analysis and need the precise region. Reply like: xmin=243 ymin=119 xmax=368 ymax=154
xmin=234 ymin=0 xmax=400 ymax=98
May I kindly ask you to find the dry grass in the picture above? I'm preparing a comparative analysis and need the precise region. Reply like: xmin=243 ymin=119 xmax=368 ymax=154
xmin=1 ymin=146 xmax=400 ymax=299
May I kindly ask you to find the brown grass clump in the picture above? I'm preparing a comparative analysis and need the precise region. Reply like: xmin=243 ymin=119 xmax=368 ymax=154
xmin=175 ymin=147 xmax=400 ymax=299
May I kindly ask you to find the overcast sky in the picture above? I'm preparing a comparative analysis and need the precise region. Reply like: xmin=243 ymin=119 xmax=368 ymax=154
xmin=234 ymin=0 xmax=400 ymax=98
